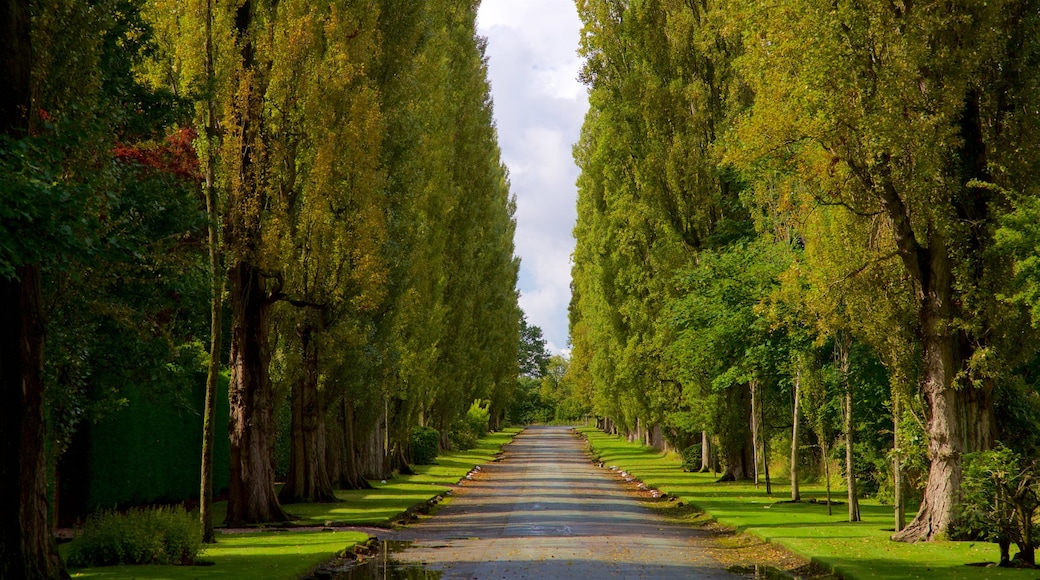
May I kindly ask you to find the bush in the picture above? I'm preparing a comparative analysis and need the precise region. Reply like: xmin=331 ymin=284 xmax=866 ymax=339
xmin=412 ymin=426 xmax=440 ymax=465
xmin=681 ymin=445 xmax=702 ymax=472
xmin=66 ymin=506 xmax=202 ymax=567
xmin=954 ymin=445 xmax=1040 ymax=566
xmin=449 ymin=429 xmax=478 ymax=451
xmin=449 ymin=400 xmax=490 ymax=451
xmin=464 ymin=400 xmax=490 ymax=436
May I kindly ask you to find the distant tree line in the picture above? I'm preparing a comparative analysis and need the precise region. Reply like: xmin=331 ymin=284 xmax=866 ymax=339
xmin=510 ymin=318 xmax=589 ymax=425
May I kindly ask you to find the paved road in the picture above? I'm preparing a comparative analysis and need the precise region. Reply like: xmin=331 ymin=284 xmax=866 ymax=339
xmin=386 ymin=426 xmax=736 ymax=579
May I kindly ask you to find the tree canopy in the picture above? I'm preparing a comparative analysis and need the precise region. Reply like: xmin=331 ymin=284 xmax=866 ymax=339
xmin=571 ymin=0 xmax=1040 ymax=543
xmin=1 ymin=0 xmax=521 ymax=574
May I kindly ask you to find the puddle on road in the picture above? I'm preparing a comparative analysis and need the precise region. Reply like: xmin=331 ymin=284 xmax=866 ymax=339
xmin=326 ymin=540 xmax=442 ymax=580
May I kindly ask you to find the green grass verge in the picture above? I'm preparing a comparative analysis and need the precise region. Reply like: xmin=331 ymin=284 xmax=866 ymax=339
xmin=69 ymin=530 xmax=367 ymax=580
xmin=273 ymin=428 xmax=521 ymax=526
xmin=68 ymin=427 xmax=521 ymax=579
xmin=578 ymin=427 xmax=1037 ymax=580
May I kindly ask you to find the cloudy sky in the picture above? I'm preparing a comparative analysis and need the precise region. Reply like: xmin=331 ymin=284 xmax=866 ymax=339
xmin=476 ymin=0 xmax=588 ymax=355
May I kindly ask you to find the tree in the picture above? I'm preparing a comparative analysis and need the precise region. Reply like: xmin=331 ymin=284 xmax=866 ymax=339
xmin=0 ymin=2 xmax=67 ymax=575
xmin=669 ymin=239 xmax=791 ymax=481
xmin=221 ymin=0 xmax=290 ymax=525
xmin=423 ymin=3 xmax=519 ymax=449
xmin=519 ymin=317 xmax=550 ymax=378
xmin=730 ymin=0 xmax=1040 ymax=541
xmin=137 ymin=0 xmax=237 ymax=542
xmin=265 ymin=0 xmax=385 ymax=505
xmin=2 ymin=0 xmax=187 ymax=572
xmin=571 ymin=0 xmax=754 ymax=451
xmin=198 ymin=0 xmax=224 ymax=543
xmin=539 ymin=355 xmax=588 ymax=422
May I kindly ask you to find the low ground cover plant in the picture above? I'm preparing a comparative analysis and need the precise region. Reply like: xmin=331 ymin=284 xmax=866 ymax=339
xmin=66 ymin=506 xmax=202 ymax=567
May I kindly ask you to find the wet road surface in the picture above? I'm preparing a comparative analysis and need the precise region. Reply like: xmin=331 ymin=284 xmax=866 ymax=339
xmin=384 ymin=425 xmax=737 ymax=579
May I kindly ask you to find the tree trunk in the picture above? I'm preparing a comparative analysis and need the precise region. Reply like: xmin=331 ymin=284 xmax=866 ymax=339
xmin=835 ymin=332 xmax=860 ymax=522
xmin=360 ymin=404 xmax=390 ymax=480
xmin=199 ymin=203 xmax=223 ymax=540
xmin=791 ymin=366 xmax=801 ymax=502
xmin=700 ymin=431 xmax=712 ymax=473
xmin=763 ymin=433 xmax=772 ymax=495
xmin=720 ymin=385 xmax=753 ymax=481
xmin=1016 ymin=505 xmax=1035 ymax=565
xmin=893 ymin=395 xmax=905 ymax=532
xmin=488 ymin=407 xmax=501 ymax=432
xmin=845 ymin=387 xmax=860 ymax=522
xmin=821 ymin=433 xmax=833 ymax=516
xmin=892 ymin=240 xmax=989 ymax=541
xmin=325 ymin=399 xmax=344 ymax=485
xmin=720 ymin=433 xmax=754 ymax=481
xmin=998 ymin=539 xmax=1011 ymax=567
xmin=393 ymin=445 xmax=415 ymax=475
xmin=279 ymin=323 xmax=336 ymax=504
xmin=0 ymin=267 xmax=70 ymax=580
xmin=0 ymin=5 xmax=69 ymax=576
xmin=343 ymin=399 xmax=372 ymax=488
xmin=750 ymin=380 xmax=761 ymax=488
xmin=649 ymin=424 xmax=666 ymax=451
xmin=326 ymin=397 xmax=371 ymax=490
xmin=892 ymin=336 xmax=964 ymax=540
xmin=225 ymin=262 xmax=289 ymax=524
xmin=199 ymin=0 xmax=222 ymax=543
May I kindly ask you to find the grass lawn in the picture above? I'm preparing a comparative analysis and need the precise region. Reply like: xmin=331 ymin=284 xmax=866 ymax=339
xmin=578 ymin=427 xmax=1038 ymax=580
xmin=67 ymin=427 xmax=521 ymax=579
xmin=206 ymin=428 xmax=522 ymax=527
xmin=69 ymin=530 xmax=368 ymax=580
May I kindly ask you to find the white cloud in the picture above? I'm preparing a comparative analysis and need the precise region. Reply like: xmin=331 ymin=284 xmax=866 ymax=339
xmin=478 ymin=0 xmax=587 ymax=354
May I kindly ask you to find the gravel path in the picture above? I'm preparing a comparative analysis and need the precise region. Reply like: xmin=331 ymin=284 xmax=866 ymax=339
xmin=383 ymin=425 xmax=738 ymax=579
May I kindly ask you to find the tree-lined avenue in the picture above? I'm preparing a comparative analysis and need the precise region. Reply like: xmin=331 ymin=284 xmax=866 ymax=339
xmin=388 ymin=426 xmax=735 ymax=579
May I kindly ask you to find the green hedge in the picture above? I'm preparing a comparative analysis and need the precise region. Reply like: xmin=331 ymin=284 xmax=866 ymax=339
xmin=412 ymin=426 xmax=440 ymax=465
xmin=60 ymin=372 xmax=231 ymax=518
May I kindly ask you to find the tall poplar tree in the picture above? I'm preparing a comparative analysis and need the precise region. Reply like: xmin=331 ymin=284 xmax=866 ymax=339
xmin=222 ymin=0 xmax=290 ymax=525
xmin=572 ymin=0 xmax=750 ymax=449
xmin=266 ymin=0 xmax=386 ymax=504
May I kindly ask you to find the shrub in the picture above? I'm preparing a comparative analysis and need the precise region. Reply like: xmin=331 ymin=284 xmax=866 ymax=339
xmin=681 ymin=445 xmax=702 ymax=472
xmin=66 ymin=506 xmax=202 ymax=567
xmin=449 ymin=429 xmax=478 ymax=451
xmin=954 ymin=445 xmax=1040 ymax=566
xmin=464 ymin=400 xmax=490 ymax=436
xmin=449 ymin=400 xmax=490 ymax=451
xmin=412 ymin=426 xmax=440 ymax=465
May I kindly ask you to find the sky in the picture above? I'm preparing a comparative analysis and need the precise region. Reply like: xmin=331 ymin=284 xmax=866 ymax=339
xmin=476 ymin=0 xmax=588 ymax=355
